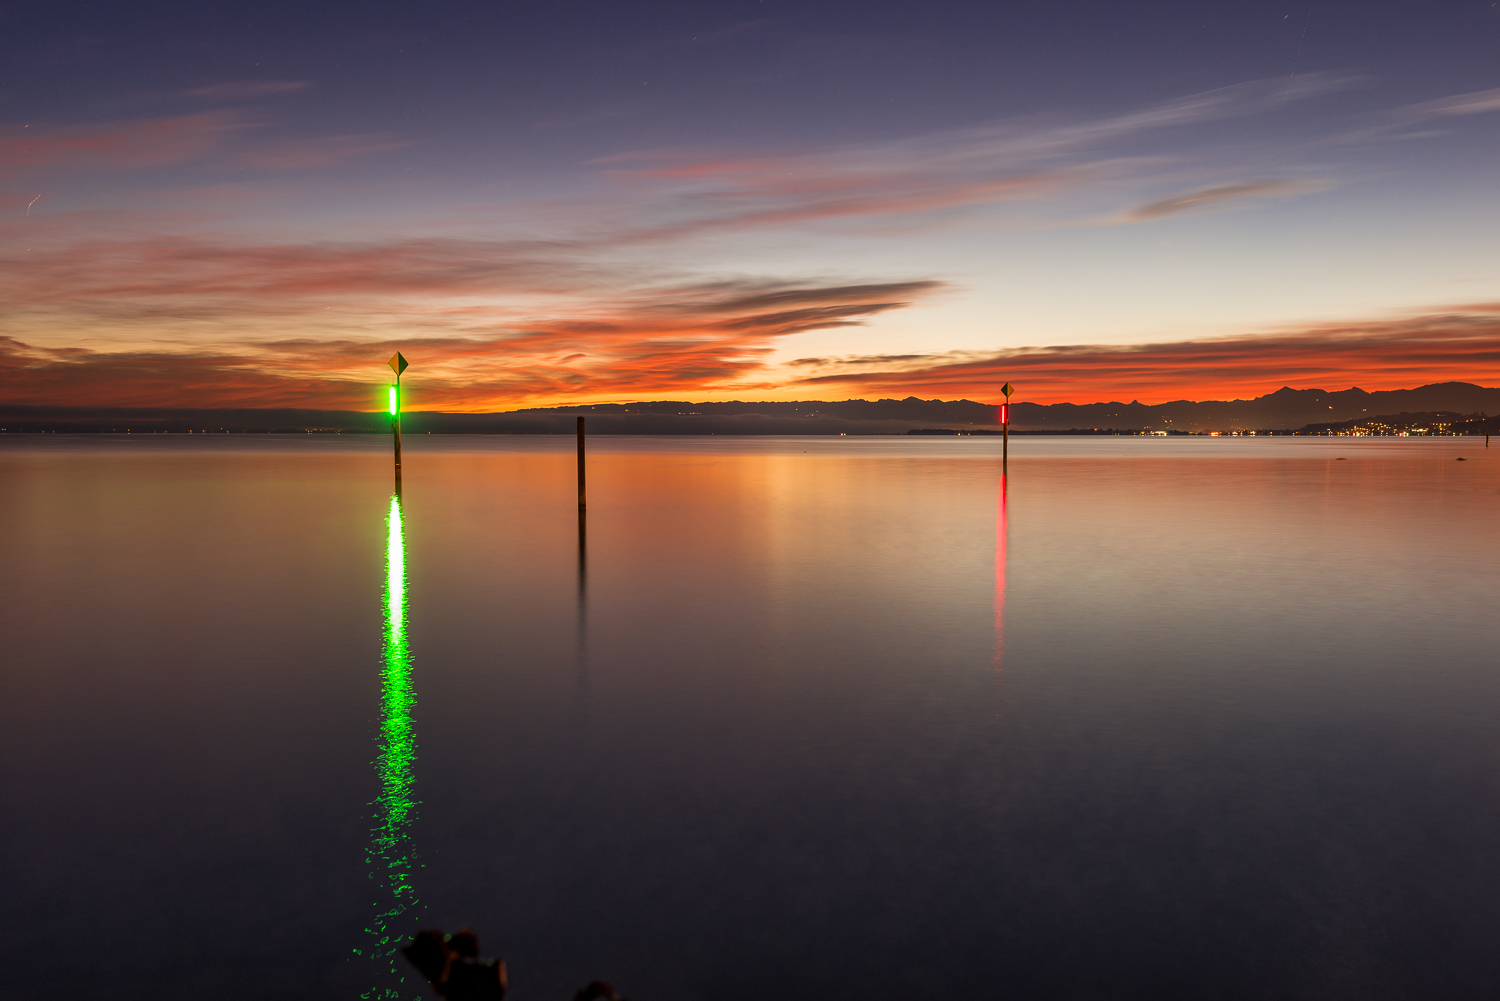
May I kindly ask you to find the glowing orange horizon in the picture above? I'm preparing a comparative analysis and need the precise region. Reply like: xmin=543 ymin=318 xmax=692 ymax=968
xmin=5 ymin=301 xmax=1498 ymax=411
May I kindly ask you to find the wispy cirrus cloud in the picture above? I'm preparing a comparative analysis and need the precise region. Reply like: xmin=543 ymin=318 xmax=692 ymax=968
xmin=788 ymin=305 xmax=1500 ymax=404
xmin=182 ymin=80 xmax=312 ymax=100
xmin=232 ymin=133 xmax=407 ymax=169
xmin=1 ymin=234 xmax=605 ymax=314
xmin=0 ymin=110 xmax=396 ymax=183
xmin=591 ymin=74 xmax=1354 ymax=239
xmin=1119 ymin=179 xmax=1324 ymax=222
xmin=1334 ymin=84 xmax=1500 ymax=145
xmin=0 ymin=113 xmax=241 ymax=177
xmin=1397 ymin=86 xmax=1500 ymax=119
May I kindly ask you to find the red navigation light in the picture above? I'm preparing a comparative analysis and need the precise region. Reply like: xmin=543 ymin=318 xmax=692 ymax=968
xmin=999 ymin=404 xmax=1009 ymax=425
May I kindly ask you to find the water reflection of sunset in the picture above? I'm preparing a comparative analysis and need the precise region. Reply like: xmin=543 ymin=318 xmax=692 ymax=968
xmin=7 ymin=436 xmax=1500 ymax=999
xmin=995 ymin=474 xmax=1007 ymax=675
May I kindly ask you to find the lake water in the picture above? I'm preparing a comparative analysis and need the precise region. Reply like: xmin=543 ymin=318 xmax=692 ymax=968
xmin=3 ymin=434 xmax=1498 ymax=1000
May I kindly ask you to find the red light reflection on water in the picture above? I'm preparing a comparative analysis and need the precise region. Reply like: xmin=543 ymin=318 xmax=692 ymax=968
xmin=994 ymin=473 xmax=1007 ymax=673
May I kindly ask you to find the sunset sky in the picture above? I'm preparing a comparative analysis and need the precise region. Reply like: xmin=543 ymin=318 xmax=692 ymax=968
xmin=3 ymin=0 xmax=1498 ymax=410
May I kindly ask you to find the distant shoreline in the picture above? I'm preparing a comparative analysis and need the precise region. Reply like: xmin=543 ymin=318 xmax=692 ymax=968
xmin=1 ymin=426 xmax=1489 ymax=438
xmin=4 ymin=383 xmax=1497 ymax=436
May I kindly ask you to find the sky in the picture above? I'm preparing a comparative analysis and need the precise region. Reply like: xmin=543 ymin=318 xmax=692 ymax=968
xmin=2 ymin=0 xmax=1498 ymax=410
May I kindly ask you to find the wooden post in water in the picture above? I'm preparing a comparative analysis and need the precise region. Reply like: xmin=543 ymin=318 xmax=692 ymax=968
xmin=388 ymin=352 xmax=409 ymax=491
xmin=1000 ymin=382 xmax=1015 ymax=475
xmin=577 ymin=416 xmax=587 ymax=511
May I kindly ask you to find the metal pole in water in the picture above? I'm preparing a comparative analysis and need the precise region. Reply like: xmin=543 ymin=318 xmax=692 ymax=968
xmin=388 ymin=352 xmax=409 ymax=491
xmin=1000 ymin=382 xmax=1015 ymax=476
xmin=393 ymin=382 xmax=402 ymax=488
xmin=577 ymin=416 xmax=587 ymax=511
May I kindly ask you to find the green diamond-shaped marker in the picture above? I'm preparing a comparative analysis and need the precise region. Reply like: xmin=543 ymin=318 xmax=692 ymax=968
xmin=388 ymin=352 xmax=409 ymax=377
xmin=1001 ymin=382 xmax=1014 ymax=397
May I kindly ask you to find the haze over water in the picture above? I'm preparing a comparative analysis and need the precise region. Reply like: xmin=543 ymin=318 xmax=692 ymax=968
xmin=3 ymin=435 xmax=1498 ymax=1000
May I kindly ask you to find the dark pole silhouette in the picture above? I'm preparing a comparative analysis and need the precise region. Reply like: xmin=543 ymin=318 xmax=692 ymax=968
xmin=389 ymin=352 xmax=409 ymax=491
xmin=1000 ymin=382 xmax=1015 ymax=475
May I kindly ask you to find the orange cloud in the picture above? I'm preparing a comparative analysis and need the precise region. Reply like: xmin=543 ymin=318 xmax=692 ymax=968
xmin=791 ymin=305 xmax=1500 ymax=404
xmin=1119 ymin=179 xmax=1322 ymax=223
xmin=0 ymin=278 xmax=943 ymax=409
xmin=9 ymin=301 xmax=1499 ymax=412
xmin=2 ymin=221 xmax=944 ymax=412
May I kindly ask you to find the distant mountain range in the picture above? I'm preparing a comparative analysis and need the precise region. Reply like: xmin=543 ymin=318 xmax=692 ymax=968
xmin=1005 ymin=383 xmax=1500 ymax=432
xmin=5 ymin=382 xmax=1499 ymax=434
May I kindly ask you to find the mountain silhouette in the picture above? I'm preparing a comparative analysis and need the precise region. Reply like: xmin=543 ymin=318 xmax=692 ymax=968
xmin=5 ymin=383 xmax=1498 ymax=433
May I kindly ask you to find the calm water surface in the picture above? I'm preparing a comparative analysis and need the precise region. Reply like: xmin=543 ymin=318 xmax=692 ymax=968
xmin=3 ymin=435 xmax=1498 ymax=1000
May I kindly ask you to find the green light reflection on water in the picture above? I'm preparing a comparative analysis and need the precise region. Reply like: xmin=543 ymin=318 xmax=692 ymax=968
xmin=354 ymin=494 xmax=422 ymax=999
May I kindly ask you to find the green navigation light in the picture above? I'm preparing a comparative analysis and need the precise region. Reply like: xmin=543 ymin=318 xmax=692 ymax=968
xmin=354 ymin=495 xmax=421 ymax=999
xmin=388 ymin=386 xmax=398 ymax=416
